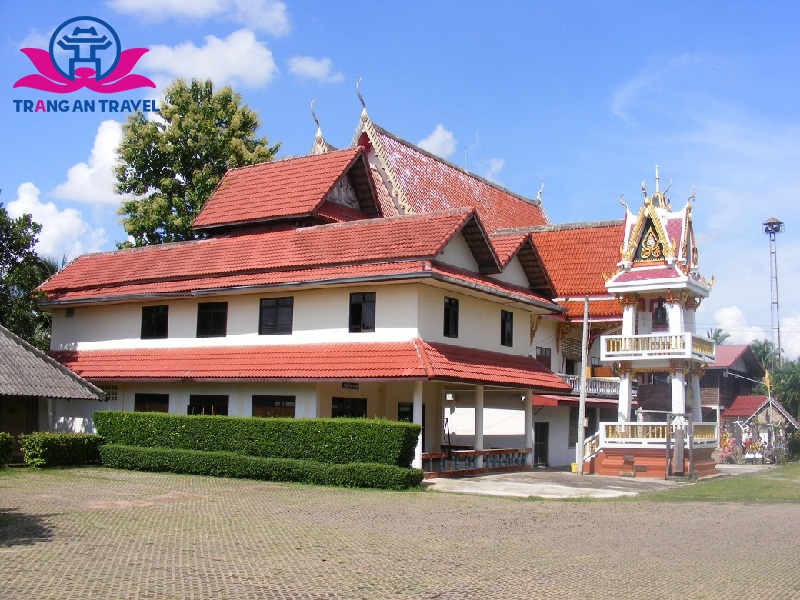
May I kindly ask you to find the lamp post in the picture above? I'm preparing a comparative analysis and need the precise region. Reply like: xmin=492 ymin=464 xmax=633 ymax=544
xmin=763 ymin=217 xmax=784 ymax=369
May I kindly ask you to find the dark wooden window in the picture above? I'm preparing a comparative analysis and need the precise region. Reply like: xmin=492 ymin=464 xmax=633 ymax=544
xmin=443 ymin=297 xmax=459 ymax=338
xmin=252 ymin=395 xmax=296 ymax=418
xmin=500 ymin=310 xmax=513 ymax=347
xmin=349 ymin=292 xmax=375 ymax=333
xmin=398 ymin=402 xmax=413 ymax=423
xmin=187 ymin=395 xmax=229 ymax=416
xmin=196 ymin=302 xmax=227 ymax=337
xmin=535 ymin=346 xmax=552 ymax=369
xmin=134 ymin=393 xmax=169 ymax=412
xmin=331 ymin=397 xmax=367 ymax=418
xmin=141 ymin=305 xmax=168 ymax=339
xmin=259 ymin=297 xmax=293 ymax=335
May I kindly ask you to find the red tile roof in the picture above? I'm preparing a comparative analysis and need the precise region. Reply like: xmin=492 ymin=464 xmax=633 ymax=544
xmin=42 ymin=210 xmax=477 ymax=295
xmin=559 ymin=299 xmax=621 ymax=320
xmin=489 ymin=232 xmax=528 ymax=267
xmin=51 ymin=340 xmax=572 ymax=391
xmin=192 ymin=148 xmax=367 ymax=229
xmin=368 ymin=124 xmax=548 ymax=233
xmin=531 ymin=394 xmax=624 ymax=409
xmin=610 ymin=266 xmax=682 ymax=283
xmin=722 ymin=395 xmax=767 ymax=418
xmin=707 ymin=344 xmax=764 ymax=374
xmin=529 ymin=222 xmax=624 ymax=297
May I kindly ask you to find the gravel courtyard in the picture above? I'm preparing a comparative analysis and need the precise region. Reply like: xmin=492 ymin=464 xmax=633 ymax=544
xmin=1 ymin=467 xmax=799 ymax=599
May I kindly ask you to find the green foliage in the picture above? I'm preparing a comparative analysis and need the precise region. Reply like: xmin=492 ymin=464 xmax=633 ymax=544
xmin=93 ymin=411 xmax=420 ymax=467
xmin=0 ymin=432 xmax=14 ymax=466
xmin=750 ymin=338 xmax=779 ymax=370
xmin=707 ymin=328 xmax=730 ymax=345
xmin=100 ymin=445 xmax=423 ymax=490
xmin=0 ymin=203 xmax=53 ymax=350
xmin=116 ymin=78 xmax=280 ymax=246
xmin=18 ymin=433 xmax=103 ymax=468
xmin=753 ymin=360 xmax=800 ymax=417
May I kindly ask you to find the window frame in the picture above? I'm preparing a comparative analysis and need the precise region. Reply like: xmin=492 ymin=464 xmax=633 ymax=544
xmin=252 ymin=395 xmax=296 ymax=418
xmin=349 ymin=292 xmax=376 ymax=333
xmin=134 ymin=393 xmax=169 ymax=413
xmin=187 ymin=394 xmax=229 ymax=416
xmin=141 ymin=305 xmax=169 ymax=339
xmin=331 ymin=397 xmax=367 ymax=418
xmin=196 ymin=301 xmax=228 ymax=338
xmin=443 ymin=297 xmax=459 ymax=338
xmin=500 ymin=309 xmax=514 ymax=347
xmin=535 ymin=346 xmax=552 ymax=369
xmin=259 ymin=297 xmax=294 ymax=335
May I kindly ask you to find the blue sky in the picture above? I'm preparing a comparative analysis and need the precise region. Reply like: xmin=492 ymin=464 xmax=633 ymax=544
xmin=3 ymin=1 xmax=800 ymax=359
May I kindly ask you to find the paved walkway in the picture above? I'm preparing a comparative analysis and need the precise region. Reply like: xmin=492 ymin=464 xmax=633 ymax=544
xmin=1 ymin=466 xmax=798 ymax=599
xmin=423 ymin=463 xmax=775 ymax=498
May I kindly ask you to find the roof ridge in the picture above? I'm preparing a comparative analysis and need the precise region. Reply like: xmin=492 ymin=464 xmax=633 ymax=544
xmin=223 ymin=146 xmax=361 ymax=174
xmin=368 ymin=121 xmax=544 ymax=210
xmin=498 ymin=219 xmax=625 ymax=235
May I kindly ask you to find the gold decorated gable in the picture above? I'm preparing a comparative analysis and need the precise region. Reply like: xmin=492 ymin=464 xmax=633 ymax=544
xmin=620 ymin=195 xmax=675 ymax=264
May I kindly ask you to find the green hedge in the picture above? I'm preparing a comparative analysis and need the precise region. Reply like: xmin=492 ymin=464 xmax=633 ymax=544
xmin=0 ymin=432 xmax=13 ymax=466
xmin=100 ymin=444 xmax=423 ymax=490
xmin=93 ymin=412 xmax=420 ymax=467
xmin=18 ymin=432 xmax=104 ymax=468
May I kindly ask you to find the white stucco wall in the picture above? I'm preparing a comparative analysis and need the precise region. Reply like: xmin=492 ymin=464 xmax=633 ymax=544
xmin=435 ymin=232 xmax=479 ymax=272
xmin=488 ymin=255 xmax=529 ymax=288
xmin=50 ymin=285 xmax=423 ymax=350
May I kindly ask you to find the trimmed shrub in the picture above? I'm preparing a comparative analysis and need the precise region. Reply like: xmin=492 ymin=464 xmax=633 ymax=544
xmin=100 ymin=444 xmax=424 ymax=490
xmin=18 ymin=432 xmax=103 ymax=468
xmin=0 ymin=432 xmax=13 ymax=466
xmin=93 ymin=412 xmax=420 ymax=467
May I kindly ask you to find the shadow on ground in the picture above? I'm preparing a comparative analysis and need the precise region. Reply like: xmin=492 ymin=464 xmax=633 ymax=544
xmin=0 ymin=508 xmax=54 ymax=547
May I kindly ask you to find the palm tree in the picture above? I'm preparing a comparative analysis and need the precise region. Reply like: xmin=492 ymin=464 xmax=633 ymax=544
xmin=750 ymin=339 xmax=777 ymax=369
xmin=707 ymin=328 xmax=730 ymax=345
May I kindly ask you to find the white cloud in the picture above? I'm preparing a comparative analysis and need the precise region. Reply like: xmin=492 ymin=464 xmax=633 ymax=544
xmin=713 ymin=306 xmax=766 ymax=346
xmin=141 ymin=29 xmax=278 ymax=89
xmin=7 ymin=183 xmax=106 ymax=261
xmin=51 ymin=120 xmax=126 ymax=205
xmin=417 ymin=125 xmax=457 ymax=159
xmin=779 ymin=314 xmax=800 ymax=362
xmin=287 ymin=56 xmax=343 ymax=83
xmin=481 ymin=158 xmax=505 ymax=182
xmin=17 ymin=29 xmax=52 ymax=50
xmin=107 ymin=0 xmax=290 ymax=35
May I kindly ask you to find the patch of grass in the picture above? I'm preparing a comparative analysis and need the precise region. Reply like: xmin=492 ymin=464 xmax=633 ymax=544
xmin=637 ymin=463 xmax=800 ymax=503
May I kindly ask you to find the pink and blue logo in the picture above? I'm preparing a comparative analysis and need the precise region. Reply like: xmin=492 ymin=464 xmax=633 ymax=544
xmin=14 ymin=16 xmax=155 ymax=94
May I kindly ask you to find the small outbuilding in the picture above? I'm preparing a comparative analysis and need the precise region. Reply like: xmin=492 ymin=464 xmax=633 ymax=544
xmin=0 ymin=324 xmax=104 ymax=443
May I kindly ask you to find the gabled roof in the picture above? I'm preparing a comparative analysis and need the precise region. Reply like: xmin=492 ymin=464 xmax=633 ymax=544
xmin=41 ymin=210 xmax=560 ymax=309
xmin=525 ymin=221 xmax=624 ymax=298
xmin=192 ymin=147 xmax=381 ymax=231
xmin=51 ymin=340 xmax=572 ymax=392
xmin=0 ymin=324 xmax=103 ymax=400
xmin=722 ymin=395 xmax=768 ymax=418
xmin=359 ymin=121 xmax=548 ymax=233
xmin=707 ymin=344 xmax=765 ymax=375
xmin=43 ymin=209 xmax=480 ymax=294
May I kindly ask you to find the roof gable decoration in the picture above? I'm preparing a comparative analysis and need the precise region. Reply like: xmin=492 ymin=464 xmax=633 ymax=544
xmin=435 ymin=211 xmax=501 ymax=275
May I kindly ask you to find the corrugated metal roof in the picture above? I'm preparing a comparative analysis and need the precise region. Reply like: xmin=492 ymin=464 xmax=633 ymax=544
xmin=0 ymin=324 xmax=104 ymax=400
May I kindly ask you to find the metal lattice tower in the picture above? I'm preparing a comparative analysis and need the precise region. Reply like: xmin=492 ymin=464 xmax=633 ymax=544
xmin=763 ymin=217 xmax=784 ymax=369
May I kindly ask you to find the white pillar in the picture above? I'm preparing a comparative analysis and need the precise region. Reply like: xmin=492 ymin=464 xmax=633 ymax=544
xmin=524 ymin=388 xmax=533 ymax=467
xmin=475 ymin=384 xmax=484 ymax=468
xmin=671 ymin=370 xmax=686 ymax=413
xmin=618 ymin=372 xmax=633 ymax=422
xmin=690 ymin=373 xmax=702 ymax=422
xmin=667 ymin=299 xmax=684 ymax=334
xmin=412 ymin=381 xmax=423 ymax=469
xmin=622 ymin=303 xmax=636 ymax=336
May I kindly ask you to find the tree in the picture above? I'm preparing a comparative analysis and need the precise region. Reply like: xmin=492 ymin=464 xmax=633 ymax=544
xmin=755 ymin=360 xmax=800 ymax=418
xmin=0 ymin=203 xmax=52 ymax=350
xmin=116 ymin=79 xmax=280 ymax=246
xmin=750 ymin=339 xmax=779 ymax=370
xmin=707 ymin=328 xmax=730 ymax=345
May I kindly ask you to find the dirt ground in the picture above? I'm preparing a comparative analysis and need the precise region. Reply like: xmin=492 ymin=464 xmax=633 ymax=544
xmin=1 ymin=467 xmax=799 ymax=599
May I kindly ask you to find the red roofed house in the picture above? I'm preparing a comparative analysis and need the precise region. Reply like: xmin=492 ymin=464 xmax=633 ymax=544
xmin=40 ymin=109 xmax=712 ymax=476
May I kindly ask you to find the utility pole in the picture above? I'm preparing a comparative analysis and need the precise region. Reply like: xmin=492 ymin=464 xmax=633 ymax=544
xmin=763 ymin=217 xmax=784 ymax=369
xmin=576 ymin=297 xmax=589 ymax=474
